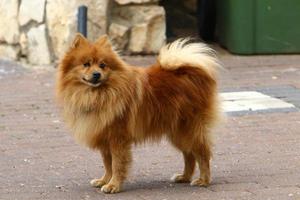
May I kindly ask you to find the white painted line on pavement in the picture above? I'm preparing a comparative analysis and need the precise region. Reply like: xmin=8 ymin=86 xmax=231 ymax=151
xmin=221 ymin=91 xmax=295 ymax=113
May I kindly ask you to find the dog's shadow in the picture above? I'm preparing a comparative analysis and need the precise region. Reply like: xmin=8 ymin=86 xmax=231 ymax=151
xmin=119 ymin=179 xmax=226 ymax=194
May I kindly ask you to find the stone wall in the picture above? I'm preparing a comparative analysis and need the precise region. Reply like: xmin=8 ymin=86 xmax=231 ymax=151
xmin=0 ymin=0 xmax=166 ymax=66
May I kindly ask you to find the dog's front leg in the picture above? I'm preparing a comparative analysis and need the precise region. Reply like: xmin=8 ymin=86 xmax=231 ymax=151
xmin=101 ymin=141 xmax=132 ymax=194
xmin=90 ymin=147 xmax=112 ymax=188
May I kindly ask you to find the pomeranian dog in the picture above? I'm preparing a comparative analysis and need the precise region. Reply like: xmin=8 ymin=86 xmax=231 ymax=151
xmin=56 ymin=33 xmax=221 ymax=194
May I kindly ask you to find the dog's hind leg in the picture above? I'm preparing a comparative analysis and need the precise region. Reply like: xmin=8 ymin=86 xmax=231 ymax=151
xmin=169 ymin=130 xmax=196 ymax=183
xmin=190 ymin=130 xmax=212 ymax=187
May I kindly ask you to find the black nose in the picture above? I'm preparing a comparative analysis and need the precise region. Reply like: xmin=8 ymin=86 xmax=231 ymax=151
xmin=91 ymin=72 xmax=101 ymax=83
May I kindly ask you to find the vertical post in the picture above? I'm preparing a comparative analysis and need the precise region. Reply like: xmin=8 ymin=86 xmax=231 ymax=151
xmin=77 ymin=5 xmax=88 ymax=37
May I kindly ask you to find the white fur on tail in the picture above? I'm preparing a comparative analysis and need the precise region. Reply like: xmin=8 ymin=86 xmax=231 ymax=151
xmin=158 ymin=38 xmax=220 ymax=78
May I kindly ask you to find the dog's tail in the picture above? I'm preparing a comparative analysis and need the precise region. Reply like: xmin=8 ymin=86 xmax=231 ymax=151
xmin=157 ymin=38 xmax=220 ymax=79
xmin=158 ymin=38 xmax=223 ymax=131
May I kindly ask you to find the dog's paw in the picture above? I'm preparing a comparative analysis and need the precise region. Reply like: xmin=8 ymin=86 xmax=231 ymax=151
xmin=171 ymin=173 xmax=190 ymax=183
xmin=101 ymin=183 xmax=120 ymax=194
xmin=190 ymin=178 xmax=209 ymax=187
xmin=90 ymin=179 xmax=106 ymax=188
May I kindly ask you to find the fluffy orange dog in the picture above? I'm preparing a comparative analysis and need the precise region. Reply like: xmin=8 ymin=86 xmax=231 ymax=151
xmin=56 ymin=33 xmax=221 ymax=193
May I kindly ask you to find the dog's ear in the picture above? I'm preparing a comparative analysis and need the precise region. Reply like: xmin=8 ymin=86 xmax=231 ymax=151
xmin=95 ymin=35 xmax=112 ymax=49
xmin=70 ymin=33 xmax=88 ymax=49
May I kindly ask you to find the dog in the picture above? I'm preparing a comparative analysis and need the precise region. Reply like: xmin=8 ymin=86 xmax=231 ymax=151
xmin=56 ymin=33 xmax=221 ymax=193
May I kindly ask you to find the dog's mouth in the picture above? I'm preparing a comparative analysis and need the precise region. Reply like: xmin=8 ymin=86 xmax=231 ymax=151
xmin=82 ymin=77 xmax=102 ymax=87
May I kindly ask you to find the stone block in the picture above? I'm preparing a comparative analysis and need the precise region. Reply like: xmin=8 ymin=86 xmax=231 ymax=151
xmin=46 ymin=0 xmax=110 ymax=59
xmin=115 ymin=0 xmax=159 ymax=5
xmin=108 ymin=23 xmax=130 ymax=50
xmin=27 ymin=25 xmax=52 ymax=65
xmin=112 ymin=5 xmax=166 ymax=53
xmin=0 ymin=0 xmax=20 ymax=44
xmin=0 ymin=45 xmax=20 ymax=60
xmin=19 ymin=0 xmax=46 ymax=26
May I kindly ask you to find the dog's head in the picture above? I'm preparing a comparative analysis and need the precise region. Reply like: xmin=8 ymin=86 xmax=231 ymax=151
xmin=59 ymin=34 xmax=124 ymax=88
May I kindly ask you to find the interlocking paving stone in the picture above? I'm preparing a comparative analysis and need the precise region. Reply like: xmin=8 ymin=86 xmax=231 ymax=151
xmin=258 ymin=85 xmax=300 ymax=108
xmin=1 ymin=55 xmax=300 ymax=200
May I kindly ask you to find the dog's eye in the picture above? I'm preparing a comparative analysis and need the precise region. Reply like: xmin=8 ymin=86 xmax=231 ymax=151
xmin=99 ymin=62 xmax=106 ymax=69
xmin=83 ymin=62 xmax=90 ymax=67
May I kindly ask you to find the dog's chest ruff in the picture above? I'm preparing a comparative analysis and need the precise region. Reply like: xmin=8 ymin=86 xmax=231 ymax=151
xmin=62 ymin=89 xmax=129 ymax=147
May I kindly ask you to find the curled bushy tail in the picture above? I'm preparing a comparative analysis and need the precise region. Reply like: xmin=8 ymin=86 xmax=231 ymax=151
xmin=158 ymin=38 xmax=220 ymax=79
xmin=158 ymin=38 xmax=223 ymax=130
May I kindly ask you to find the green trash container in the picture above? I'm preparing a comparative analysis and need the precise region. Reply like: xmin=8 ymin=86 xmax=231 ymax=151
xmin=216 ymin=0 xmax=300 ymax=54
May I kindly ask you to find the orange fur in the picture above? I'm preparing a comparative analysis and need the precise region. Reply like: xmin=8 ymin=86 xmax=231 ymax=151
xmin=56 ymin=34 xmax=221 ymax=193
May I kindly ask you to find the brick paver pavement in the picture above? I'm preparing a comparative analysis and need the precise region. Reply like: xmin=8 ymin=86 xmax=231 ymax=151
xmin=1 ymin=54 xmax=300 ymax=200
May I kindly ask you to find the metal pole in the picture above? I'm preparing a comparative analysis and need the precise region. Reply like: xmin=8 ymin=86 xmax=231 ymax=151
xmin=77 ymin=5 xmax=88 ymax=37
